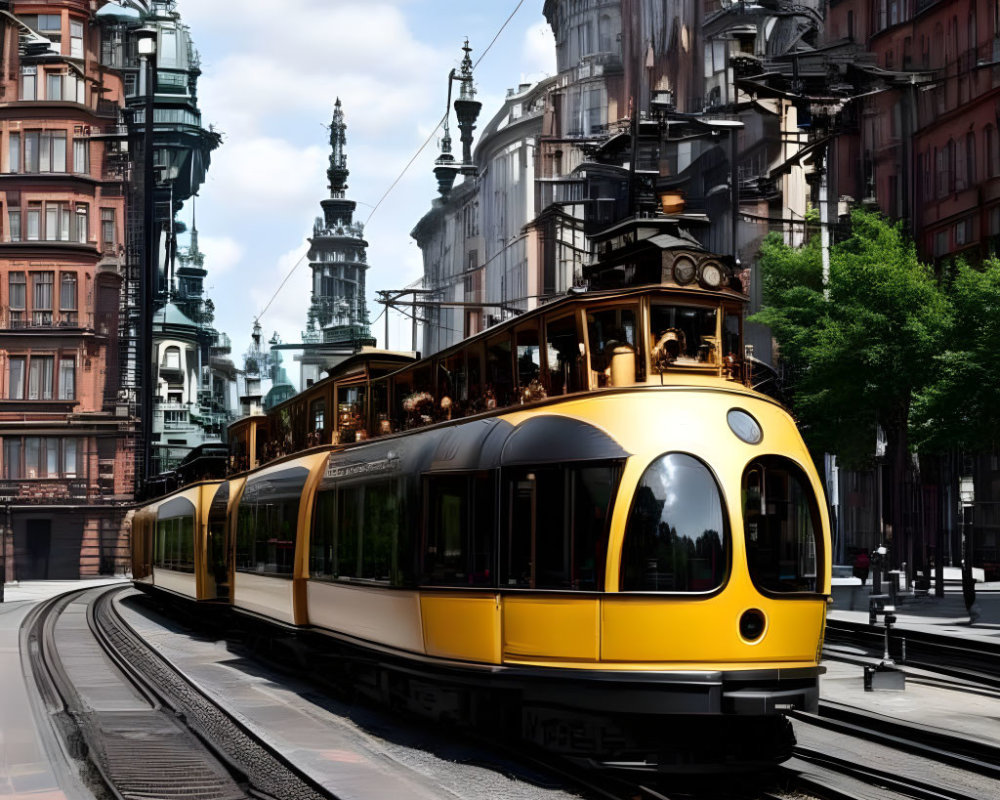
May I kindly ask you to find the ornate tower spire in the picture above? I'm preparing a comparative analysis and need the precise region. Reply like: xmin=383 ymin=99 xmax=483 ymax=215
xmin=188 ymin=195 xmax=203 ymax=268
xmin=328 ymin=97 xmax=349 ymax=198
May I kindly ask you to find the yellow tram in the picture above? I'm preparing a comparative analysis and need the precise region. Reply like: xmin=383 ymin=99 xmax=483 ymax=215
xmin=132 ymin=242 xmax=830 ymax=768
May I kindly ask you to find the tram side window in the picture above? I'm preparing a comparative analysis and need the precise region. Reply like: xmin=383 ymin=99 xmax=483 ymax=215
xmin=502 ymin=462 xmax=620 ymax=590
xmin=235 ymin=466 xmax=309 ymax=578
xmin=154 ymin=514 xmax=195 ymax=573
xmin=515 ymin=327 xmax=542 ymax=397
xmin=422 ymin=473 xmax=495 ymax=586
xmin=320 ymin=477 xmax=413 ymax=585
xmin=372 ymin=379 xmax=391 ymax=435
xmin=486 ymin=334 xmax=514 ymax=407
xmin=587 ymin=307 xmax=639 ymax=385
xmin=743 ymin=457 xmax=822 ymax=594
xmin=620 ymin=453 xmax=728 ymax=592
xmin=545 ymin=315 xmax=584 ymax=395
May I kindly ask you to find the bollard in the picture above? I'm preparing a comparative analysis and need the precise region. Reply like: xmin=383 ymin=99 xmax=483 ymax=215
xmin=882 ymin=605 xmax=896 ymax=664
xmin=868 ymin=593 xmax=888 ymax=626
xmin=864 ymin=603 xmax=905 ymax=691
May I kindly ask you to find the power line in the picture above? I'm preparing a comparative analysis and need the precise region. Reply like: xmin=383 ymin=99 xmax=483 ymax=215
xmin=255 ymin=0 xmax=527 ymax=326
xmin=364 ymin=0 xmax=527 ymax=225
xmin=254 ymin=247 xmax=308 ymax=324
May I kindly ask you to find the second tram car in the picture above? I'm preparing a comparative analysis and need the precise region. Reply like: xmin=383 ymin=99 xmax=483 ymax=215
xmin=133 ymin=242 xmax=830 ymax=769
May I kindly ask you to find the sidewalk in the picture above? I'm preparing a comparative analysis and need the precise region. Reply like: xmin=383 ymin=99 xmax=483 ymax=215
xmin=0 ymin=577 xmax=126 ymax=799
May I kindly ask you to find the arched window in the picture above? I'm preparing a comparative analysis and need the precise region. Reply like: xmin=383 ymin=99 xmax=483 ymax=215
xmin=161 ymin=345 xmax=181 ymax=370
xmin=620 ymin=453 xmax=729 ymax=592
xmin=742 ymin=457 xmax=823 ymax=595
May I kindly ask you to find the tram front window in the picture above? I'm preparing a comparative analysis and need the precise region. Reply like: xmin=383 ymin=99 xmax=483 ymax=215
xmin=650 ymin=305 xmax=719 ymax=367
xmin=620 ymin=453 xmax=728 ymax=592
xmin=742 ymin=457 xmax=822 ymax=594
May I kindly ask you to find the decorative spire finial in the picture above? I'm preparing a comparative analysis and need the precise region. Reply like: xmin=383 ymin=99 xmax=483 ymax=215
xmin=328 ymin=97 xmax=349 ymax=198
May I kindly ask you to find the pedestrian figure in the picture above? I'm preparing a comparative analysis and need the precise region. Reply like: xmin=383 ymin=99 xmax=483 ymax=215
xmin=853 ymin=551 xmax=870 ymax=584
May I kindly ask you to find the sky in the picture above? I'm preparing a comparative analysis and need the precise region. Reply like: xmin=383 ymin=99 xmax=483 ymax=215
xmin=174 ymin=0 xmax=557 ymax=384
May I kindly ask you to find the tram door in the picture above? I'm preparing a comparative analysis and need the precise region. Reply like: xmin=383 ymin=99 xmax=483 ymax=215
xmin=207 ymin=483 xmax=230 ymax=600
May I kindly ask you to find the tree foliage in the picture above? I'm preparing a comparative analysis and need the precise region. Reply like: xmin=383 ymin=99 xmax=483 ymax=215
xmin=911 ymin=258 xmax=1000 ymax=453
xmin=750 ymin=209 xmax=949 ymax=468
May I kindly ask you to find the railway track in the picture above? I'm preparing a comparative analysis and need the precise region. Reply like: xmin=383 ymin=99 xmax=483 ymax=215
xmin=24 ymin=585 xmax=334 ymax=800
xmin=824 ymin=619 xmax=1000 ymax=690
xmin=784 ymin=702 xmax=1000 ymax=800
xmin=41 ymin=587 xmax=996 ymax=800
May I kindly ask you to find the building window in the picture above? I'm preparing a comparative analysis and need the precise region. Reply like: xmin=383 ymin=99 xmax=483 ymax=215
xmin=75 ymin=204 xmax=88 ymax=243
xmin=44 ymin=203 xmax=70 ymax=241
xmin=40 ymin=131 xmax=66 ymax=172
xmin=63 ymin=438 xmax=77 ymax=477
xmin=159 ymin=29 xmax=179 ymax=68
xmin=46 ymin=72 xmax=62 ymax=101
xmin=60 ymin=273 xmax=77 ymax=311
xmin=36 ymin=14 xmax=61 ymax=42
xmin=3 ymin=439 xmax=21 ymax=479
xmin=7 ymin=209 xmax=20 ymax=244
xmin=58 ymin=357 xmax=75 ymax=400
xmin=2 ymin=437 xmax=78 ymax=479
xmin=162 ymin=346 xmax=181 ymax=370
xmin=32 ymin=272 xmax=53 ymax=325
xmin=101 ymin=208 xmax=115 ymax=251
xmin=8 ymin=132 xmax=20 ymax=174
xmin=9 ymin=272 xmax=26 ymax=311
xmin=7 ymin=357 xmax=25 ymax=399
xmin=24 ymin=132 xmax=39 ymax=172
xmin=73 ymin=139 xmax=88 ymax=174
xmin=28 ymin=356 xmax=54 ymax=400
xmin=26 ymin=204 xmax=40 ymax=241
xmin=70 ymin=20 xmax=83 ymax=59
xmin=21 ymin=66 xmax=36 ymax=101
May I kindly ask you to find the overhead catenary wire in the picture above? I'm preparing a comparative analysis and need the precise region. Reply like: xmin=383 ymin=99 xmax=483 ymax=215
xmin=254 ymin=0 xmax=526 ymax=328
xmin=363 ymin=0 xmax=527 ymax=225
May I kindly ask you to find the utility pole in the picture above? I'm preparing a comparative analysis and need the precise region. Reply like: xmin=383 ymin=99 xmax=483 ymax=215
xmin=137 ymin=27 xmax=157 ymax=491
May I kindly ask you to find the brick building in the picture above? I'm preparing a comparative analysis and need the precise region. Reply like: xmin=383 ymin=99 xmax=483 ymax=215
xmin=0 ymin=2 xmax=131 ymax=579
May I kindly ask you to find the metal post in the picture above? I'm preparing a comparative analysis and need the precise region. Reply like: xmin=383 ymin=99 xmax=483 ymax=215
xmin=731 ymin=127 xmax=739 ymax=261
xmin=140 ymin=44 xmax=157 ymax=491
xmin=411 ymin=294 xmax=417 ymax=353
xmin=384 ymin=296 xmax=389 ymax=350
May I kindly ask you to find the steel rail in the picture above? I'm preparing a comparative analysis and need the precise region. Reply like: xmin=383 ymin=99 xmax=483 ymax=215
xmin=92 ymin=586 xmax=335 ymax=800
xmin=824 ymin=619 xmax=1000 ymax=689
xmin=789 ymin=747 xmax=984 ymax=800
xmin=791 ymin=704 xmax=1000 ymax=780
xmin=24 ymin=588 xmax=248 ymax=800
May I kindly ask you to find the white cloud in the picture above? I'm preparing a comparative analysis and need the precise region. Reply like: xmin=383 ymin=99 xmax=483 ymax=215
xmin=197 ymin=234 xmax=244 ymax=275
xmin=173 ymin=0 xmax=554 ymax=361
xmin=521 ymin=19 xmax=557 ymax=81
xmin=205 ymin=137 xmax=327 ymax=217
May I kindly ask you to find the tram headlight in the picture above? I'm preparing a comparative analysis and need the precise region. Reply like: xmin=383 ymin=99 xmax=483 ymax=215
xmin=698 ymin=259 xmax=725 ymax=289
xmin=672 ymin=254 xmax=698 ymax=285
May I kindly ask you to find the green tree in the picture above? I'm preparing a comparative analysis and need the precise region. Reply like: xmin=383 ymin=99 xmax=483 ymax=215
xmin=751 ymin=209 xmax=950 ymax=560
xmin=912 ymin=258 xmax=1000 ymax=453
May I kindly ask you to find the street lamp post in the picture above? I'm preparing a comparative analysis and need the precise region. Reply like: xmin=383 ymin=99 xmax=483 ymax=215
xmin=959 ymin=473 xmax=977 ymax=623
xmin=136 ymin=27 xmax=157 ymax=491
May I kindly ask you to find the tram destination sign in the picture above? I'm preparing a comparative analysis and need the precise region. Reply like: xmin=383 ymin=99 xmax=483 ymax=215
xmin=325 ymin=454 xmax=400 ymax=480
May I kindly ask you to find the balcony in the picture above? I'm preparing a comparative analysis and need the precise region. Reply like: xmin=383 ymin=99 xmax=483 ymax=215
xmin=0 ymin=311 xmax=93 ymax=331
xmin=0 ymin=478 xmax=89 ymax=504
